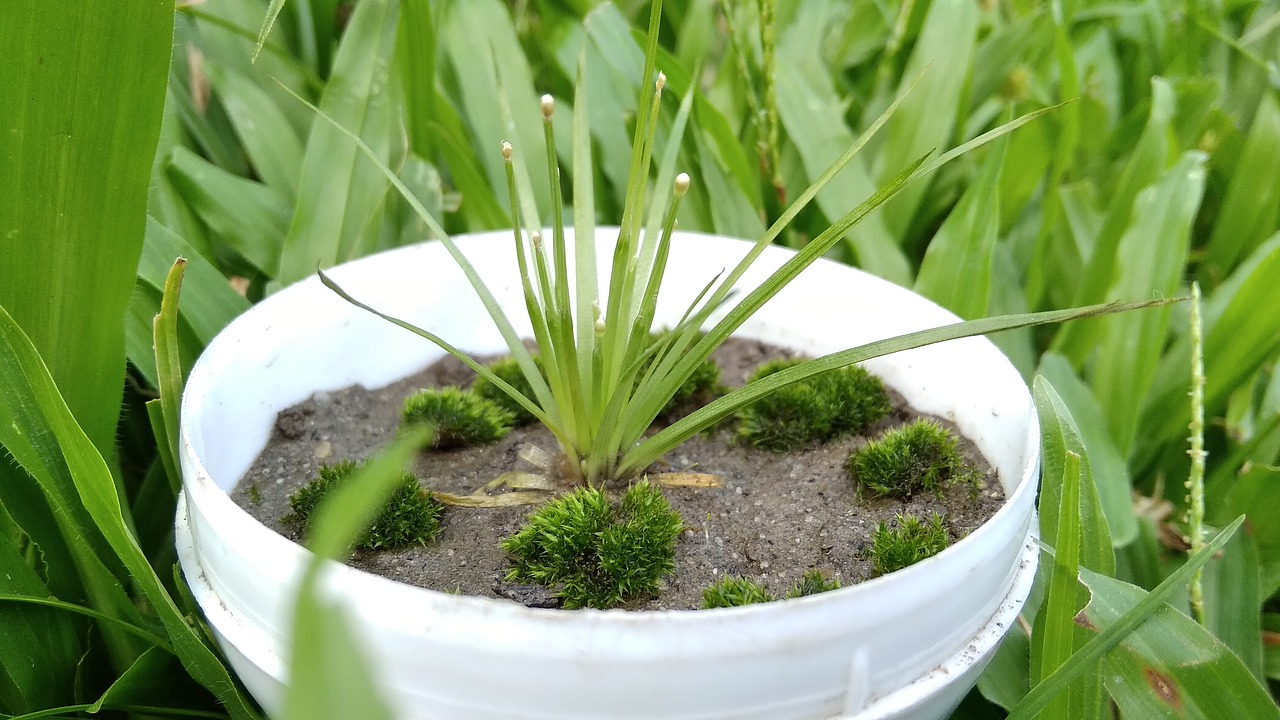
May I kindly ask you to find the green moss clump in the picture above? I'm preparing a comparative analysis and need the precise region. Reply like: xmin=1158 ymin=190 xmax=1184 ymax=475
xmin=845 ymin=418 xmax=980 ymax=499
xmin=784 ymin=568 xmax=841 ymax=598
xmin=286 ymin=460 xmax=445 ymax=551
xmin=737 ymin=360 xmax=892 ymax=452
xmin=702 ymin=568 xmax=839 ymax=608
xmin=401 ymin=387 xmax=514 ymax=449
xmin=503 ymin=480 xmax=683 ymax=609
xmin=471 ymin=356 xmax=543 ymax=426
xmin=870 ymin=512 xmax=951 ymax=576
xmin=702 ymin=576 xmax=773 ymax=608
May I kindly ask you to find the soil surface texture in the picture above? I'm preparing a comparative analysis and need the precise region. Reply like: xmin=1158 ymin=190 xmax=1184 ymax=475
xmin=233 ymin=338 xmax=1006 ymax=611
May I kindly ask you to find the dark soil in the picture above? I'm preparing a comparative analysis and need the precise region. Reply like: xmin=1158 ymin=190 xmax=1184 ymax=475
xmin=233 ymin=338 xmax=1005 ymax=611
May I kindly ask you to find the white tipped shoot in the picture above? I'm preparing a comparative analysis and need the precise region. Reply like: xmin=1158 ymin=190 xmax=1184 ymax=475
xmin=541 ymin=94 xmax=555 ymax=120
xmin=501 ymin=141 xmax=513 ymax=161
xmin=674 ymin=172 xmax=691 ymax=197
xmin=656 ymin=72 xmax=666 ymax=92
xmin=531 ymin=230 xmax=543 ymax=249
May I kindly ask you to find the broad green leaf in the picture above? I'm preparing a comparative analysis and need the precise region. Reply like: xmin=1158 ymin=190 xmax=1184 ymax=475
xmin=398 ymin=0 xmax=441 ymax=157
xmin=1055 ymin=77 xmax=1174 ymax=362
xmin=283 ymin=431 xmax=428 ymax=720
xmin=442 ymin=0 xmax=551 ymax=220
xmin=0 ymin=505 xmax=83 ymax=714
xmin=1138 ymin=230 xmax=1280 ymax=456
xmin=1090 ymin=151 xmax=1205 ymax=455
xmin=1081 ymin=569 xmax=1280 ymax=720
xmin=166 ymin=146 xmax=289 ymax=278
xmin=874 ymin=0 xmax=979 ymax=243
xmin=1007 ymin=518 xmax=1244 ymax=720
xmin=1222 ymin=465 xmax=1280 ymax=599
xmin=0 ymin=305 xmax=261 ymax=720
xmin=0 ymin=0 xmax=172 ymax=458
xmin=1203 ymin=91 xmax=1280 ymax=282
xmin=1201 ymin=526 xmax=1265 ymax=683
xmin=914 ymin=135 xmax=1006 ymax=319
xmin=207 ymin=62 xmax=305 ymax=199
xmin=775 ymin=22 xmax=909 ymax=284
xmin=277 ymin=0 xmax=402 ymax=285
xmin=1037 ymin=353 xmax=1138 ymax=546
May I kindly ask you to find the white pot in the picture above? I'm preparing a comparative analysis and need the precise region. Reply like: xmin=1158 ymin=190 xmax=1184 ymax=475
xmin=177 ymin=229 xmax=1039 ymax=720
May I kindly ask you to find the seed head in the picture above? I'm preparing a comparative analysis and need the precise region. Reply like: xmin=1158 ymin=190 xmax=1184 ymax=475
xmin=656 ymin=72 xmax=666 ymax=92
xmin=501 ymin=141 xmax=513 ymax=161
xmin=674 ymin=172 xmax=691 ymax=197
xmin=541 ymin=94 xmax=555 ymax=120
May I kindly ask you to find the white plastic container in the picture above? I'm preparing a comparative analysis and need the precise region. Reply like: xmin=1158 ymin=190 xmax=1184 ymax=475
xmin=176 ymin=229 xmax=1039 ymax=719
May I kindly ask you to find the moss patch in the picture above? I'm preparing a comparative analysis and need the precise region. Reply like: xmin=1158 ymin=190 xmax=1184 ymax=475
xmin=471 ymin=356 xmax=543 ymax=426
xmin=869 ymin=512 xmax=951 ymax=576
xmin=736 ymin=360 xmax=891 ymax=452
xmin=286 ymin=460 xmax=444 ymax=551
xmin=502 ymin=480 xmax=683 ymax=609
xmin=845 ymin=418 xmax=981 ymax=499
xmin=401 ymin=387 xmax=514 ymax=449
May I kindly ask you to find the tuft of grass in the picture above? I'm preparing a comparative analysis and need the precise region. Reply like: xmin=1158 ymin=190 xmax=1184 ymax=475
xmin=870 ymin=512 xmax=951 ymax=576
xmin=845 ymin=418 xmax=980 ymax=499
xmin=503 ymin=480 xmax=683 ymax=609
xmin=471 ymin=356 xmax=544 ymax=426
xmin=702 ymin=576 xmax=773 ymax=608
xmin=737 ymin=360 xmax=892 ymax=452
xmin=401 ymin=387 xmax=514 ymax=449
xmin=286 ymin=460 xmax=445 ymax=551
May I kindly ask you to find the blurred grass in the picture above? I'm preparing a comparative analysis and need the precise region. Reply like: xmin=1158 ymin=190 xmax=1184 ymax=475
xmin=3 ymin=0 xmax=1280 ymax=716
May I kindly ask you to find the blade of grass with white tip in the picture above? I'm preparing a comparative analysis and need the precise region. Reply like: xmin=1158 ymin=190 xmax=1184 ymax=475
xmin=622 ymin=297 xmax=1176 ymax=475
xmin=276 ymin=0 xmax=400 ymax=286
xmin=1005 ymin=517 xmax=1245 ymax=720
xmin=571 ymin=50 xmax=598 ymax=413
xmin=278 ymin=84 xmax=555 ymax=425
xmin=626 ymin=104 xmax=1062 ymax=435
xmin=283 ymin=430 xmax=428 ymax=720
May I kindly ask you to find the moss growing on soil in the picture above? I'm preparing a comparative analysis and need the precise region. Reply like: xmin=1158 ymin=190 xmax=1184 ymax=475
xmin=471 ymin=356 xmax=543 ymax=426
xmin=846 ymin=418 xmax=981 ymax=499
xmin=736 ymin=360 xmax=892 ymax=452
xmin=502 ymin=480 xmax=683 ymax=609
xmin=401 ymin=387 xmax=514 ymax=449
xmin=869 ymin=512 xmax=951 ymax=576
xmin=286 ymin=460 xmax=445 ymax=551
xmin=701 ymin=569 xmax=841 ymax=608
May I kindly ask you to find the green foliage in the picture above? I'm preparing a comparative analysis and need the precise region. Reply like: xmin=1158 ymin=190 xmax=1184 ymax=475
xmin=785 ymin=568 xmax=842 ymax=598
xmin=503 ymin=480 xmax=682 ymax=609
xmin=702 ymin=576 xmax=772 ymax=609
xmin=653 ymin=350 xmax=724 ymax=421
xmin=287 ymin=460 xmax=444 ymax=551
xmin=847 ymin=419 xmax=981 ymax=500
xmin=472 ymin=356 xmax=543 ymax=426
xmin=870 ymin=512 xmax=952 ymax=577
xmin=401 ymin=387 xmax=514 ymax=449
xmin=737 ymin=360 xmax=891 ymax=452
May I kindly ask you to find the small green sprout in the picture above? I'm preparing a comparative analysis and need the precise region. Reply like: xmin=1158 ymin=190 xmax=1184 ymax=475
xmin=737 ymin=360 xmax=892 ymax=452
xmin=286 ymin=460 xmax=445 ymax=551
xmin=401 ymin=387 xmax=514 ymax=449
xmin=702 ymin=568 xmax=839 ymax=608
xmin=503 ymin=480 xmax=683 ymax=609
xmin=472 ymin=356 xmax=544 ymax=426
xmin=702 ymin=576 xmax=773 ymax=608
xmin=247 ymin=483 xmax=262 ymax=506
xmin=870 ymin=512 xmax=951 ymax=576
xmin=845 ymin=418 xmax=981 ymax=499
xmin=784 ymin=568 xmax=841 ymax=598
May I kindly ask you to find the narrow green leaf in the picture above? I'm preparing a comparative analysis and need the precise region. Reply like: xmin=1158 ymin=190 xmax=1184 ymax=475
xmin=1034 ymin=449 xmax=1083 ymax=720
xmin=254 ymin=0 xmax=289 ymax=62
xmin=1090 ymin=151 xmax=1206 ymax=455
xmin=1007 ymin=517 xmax=1246 ymax=720
xmin=136 ymin=217 xmax=250 ymax=346
xmin=149 ymin=260 xmax=186 ymax=496
xmin=206 ymin=63 xmax=304 ymax=199
xmin=276 ymin=0 xmax=402 ymax=285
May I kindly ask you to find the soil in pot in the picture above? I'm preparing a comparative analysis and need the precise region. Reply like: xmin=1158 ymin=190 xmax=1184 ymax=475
xmin=232 ymin=338 xmax=1005 ymax=611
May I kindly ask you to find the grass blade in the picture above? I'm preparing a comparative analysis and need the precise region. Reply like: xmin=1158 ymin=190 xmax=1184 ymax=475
xmin=1033 ymin=449 xmax=1083 ymax=720
xmin=1203 ymin=91 xmax=1280 ymax=281
xmin=148 ymin=260 xmax=187 ymax=496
